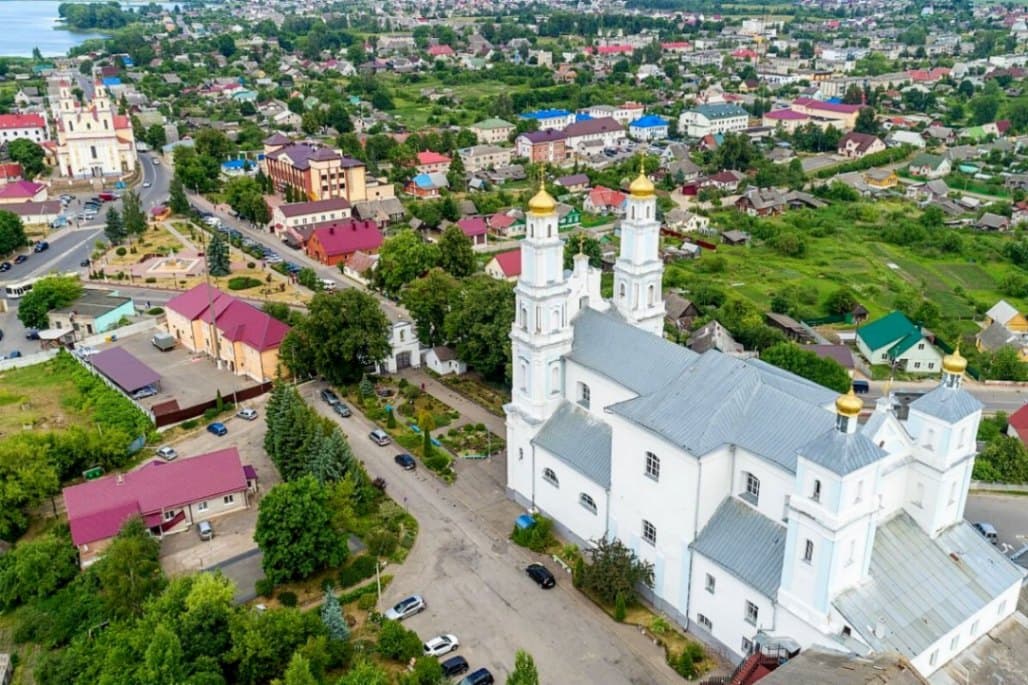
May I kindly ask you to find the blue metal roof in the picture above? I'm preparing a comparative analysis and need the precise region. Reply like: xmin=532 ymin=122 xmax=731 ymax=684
xmin=520 ymin=108 xmax=571 ymax=120
xmin=630 ymin=115 xmax=669 ymax=128
xmin=691 ymin=497 xmax=786 ymax=598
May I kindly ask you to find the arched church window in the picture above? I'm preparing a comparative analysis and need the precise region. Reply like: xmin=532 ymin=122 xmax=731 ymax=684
xmin=618 ymin=282 xmax=626 ymax=300
xmin=543 ymin=468 xmax=559 ymax=487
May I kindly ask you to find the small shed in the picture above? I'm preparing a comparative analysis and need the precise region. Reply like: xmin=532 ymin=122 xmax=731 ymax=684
xmin=88 ymin=347 xmax=161 ymax=394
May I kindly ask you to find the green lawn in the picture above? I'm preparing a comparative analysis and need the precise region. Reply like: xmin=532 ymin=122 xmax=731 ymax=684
xmin=665 ymin=201 xmax=1024 ymax=336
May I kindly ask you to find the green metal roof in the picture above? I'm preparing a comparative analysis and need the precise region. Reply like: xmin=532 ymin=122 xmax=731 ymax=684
xmin=472 ymin=117 xmax=514 ymax=130
xmin=856 ymin=311 xmax=920 ymax=354
xmin=910 ymin=152 xmax=944 ymax=168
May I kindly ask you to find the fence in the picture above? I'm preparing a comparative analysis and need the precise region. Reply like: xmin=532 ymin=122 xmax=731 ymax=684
xmin=153 ymin=381 xmax=273 ymax=427
xmin=77 ymin=318 xmax=159 ymax=348
xmin=969 ymin=481 xmax=1028 ymax=493
xmin=0 ymin=349 xmax=58 ymax=372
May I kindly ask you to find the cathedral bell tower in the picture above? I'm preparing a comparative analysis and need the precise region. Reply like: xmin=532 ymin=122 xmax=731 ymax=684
xmin=613 ymin=164 xmax=665 ymax=336
xmin=509 ymin=180 xmax=574 ymax=425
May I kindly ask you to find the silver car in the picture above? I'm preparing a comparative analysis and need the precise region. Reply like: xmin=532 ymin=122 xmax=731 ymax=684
xmin=156 ymin=446 xmax=177 ymax=461
xmin=384 ymin=594 xmax=425 ymax=621
xmin=197 ymin=520 xmax=214 ymax=541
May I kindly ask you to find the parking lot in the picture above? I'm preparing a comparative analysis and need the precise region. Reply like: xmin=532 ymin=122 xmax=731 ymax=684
xmin=965 ymin=493 xmax=1028 ymax=555
xmin=91 ymin=328 xmax=254 ymax=410
xmin=302 ymin=383 xmax=678 ymax=685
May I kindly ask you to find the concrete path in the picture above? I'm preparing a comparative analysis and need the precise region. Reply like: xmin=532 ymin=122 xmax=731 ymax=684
xmin=397 ymin=367 xmax=505 ymax=439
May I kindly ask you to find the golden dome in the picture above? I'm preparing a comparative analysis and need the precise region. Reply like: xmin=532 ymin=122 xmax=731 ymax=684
xmin=835 ymin=388 xmax=863 ymax=418
xmin=527 ymin=178 xmax=556 ymax=215
xmin=629 ymin=171 xmax=655 ymax=198
xmin=943 ymin=346 xmax=967 ymax=375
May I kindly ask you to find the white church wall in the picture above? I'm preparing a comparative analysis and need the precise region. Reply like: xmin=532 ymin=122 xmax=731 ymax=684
xmin=733 ymin=449 xmax=795 ymax=524
xmin=689 ymin=553 xmax=775 ymax=661
xmin=531 ymin=444 xmax=610 ymax=545
xmin=696 ymin=447 xmax=733 ymax=532
xmin=563 ymin=358 xmax=637 ymax=419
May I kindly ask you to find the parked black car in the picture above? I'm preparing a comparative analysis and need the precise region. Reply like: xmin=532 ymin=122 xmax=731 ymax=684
xmin=394 ymin=453 xmax=416 ymax=470
xmin=525 ymin=563 xmax=556 ymax=589
xmin=440 ymin=655 xmax=469 ymax=678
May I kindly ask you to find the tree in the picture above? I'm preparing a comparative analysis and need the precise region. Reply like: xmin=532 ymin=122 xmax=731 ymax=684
xmin=207 ymin=232 xmax=230 ymax=276
xmin=229 ymin=606 xmax=324 ymax=685
xmin=17 ymin=275 xmax=83 ymax=328
xmin=760 ymin=343 xmax=852 ymax=393
xmin=437 ymin=225 xmax=476 ymax=278
xmin=168 ymin=176 xmax=189 ymax=214
xmin=401 ymin=268 xmax=461 ymax=346
xmin=144 ymin=123 xmax=167 ymax=150
xmin=194 ymin=128 xmax=233 ymax=162
xmin=320 ymin=590 xmax=350 ymax=642
xmin=308 ymin=429 xmax=354 ymax=485
xmin=447 ymin=153 xmax=466 ymax=191
xmin=285 ymin=290 xmax=391 ymax=385
xmin=140 ymin=623 xmax=187 ymax=685
xmin=854 ymin=107 xmax=879 ymax=135
xmin=255 ymin=476 xmax=349 ymax=584
xmin=337 ymin=660 xmax=389 ymax=685
xmin=105 ymin=206 xmax=126 ymax=244
xmin=7 ymin=138 xmax=45 ymax=178
xmin=581 ymin=537 xmax=654 ymax=606
xmin=0 ymin=532 xmax=78 ymax=608
xmin=973 ymin=435 xmax=1028 ymax=483
xmin=374 ymin=229 xmax=440 ymax=296
xmin=280 ymin=653 xmax=317 ymax=685
xmin=562 ymin=233 xmax=603 ymax=270
xmin=824 ymin=287 xmax=858 ymax=316
xmin=842 ymin=83 xmax=864 ymax=105
xmin=122 ymin=190 xmax=147 ymax=238
xmin=443 ymin=275 xmax=516 ymax=380
xmin=95 ymin=517 xmax=166 ymax=618
xmin=970 ymin=93 xmax=1001 ymax=125
xmin=377 ymin=620 xmax=423 ymax=662
xmin=216 ymin=34 xmax=237 ymax=58
xmin=980 ymin=346 xmax=1028 ymax=382
xmin=506 ymin=650 xmax=539 ymax=685
xmin=0 ymin=437 xmax=58 ymax=540
xmin=0 ymin=210 xmax=27 ymax=255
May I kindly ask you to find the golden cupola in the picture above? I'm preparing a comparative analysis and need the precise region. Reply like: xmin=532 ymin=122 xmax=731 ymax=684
xmin=527 ymin=179 xmax=556 ymax=216
xmin=629 ymin=164 xmax=655 ymax=198
xmin=942 ymin=346 xmax=967 ymax=376
xmin=835 ymin=388 xmax=863 ymax=418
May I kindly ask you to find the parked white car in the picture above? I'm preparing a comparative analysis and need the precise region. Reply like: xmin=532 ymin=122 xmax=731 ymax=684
xmin=236 ymin=407 xmax=258 ymax=420
xmin=423 ymin=634 xmax=459 ymax=657
xmin=156 ymin=446 xmax=177 ymax=461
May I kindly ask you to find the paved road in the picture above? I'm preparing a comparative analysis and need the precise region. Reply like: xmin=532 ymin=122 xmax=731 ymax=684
xmin=304 ymin=383 xmax=678 ymax=685
xmin=965 ymin=494 xmax=1028 ymax=556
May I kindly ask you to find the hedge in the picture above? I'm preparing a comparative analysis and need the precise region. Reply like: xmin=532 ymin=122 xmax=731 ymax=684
xmin=814 ymin=145 xmax=913 ymax=179
xmin=338 ymin=554 xmax=379 ymax=588
xmin=227 ymin=276 xmax=262 ymax=290
xmin=338 ymin=575 xmax=392 ymax=605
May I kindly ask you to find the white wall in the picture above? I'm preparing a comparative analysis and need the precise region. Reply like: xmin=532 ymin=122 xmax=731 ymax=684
xmin=689 ymin=553 xmax=775 ymax=660
xmin=734 ymin=449 xmax=794 ymax=524
xmin=563 ymin=359 xmax=637 ymax=420
xmin=532 ymin=444 xmax=609 ymax=544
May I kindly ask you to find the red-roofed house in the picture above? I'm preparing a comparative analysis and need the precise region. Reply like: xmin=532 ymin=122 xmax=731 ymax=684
xmin=415 ymin=151 xmax=452 ymax=174
xmin=837 ymin=132 xmax=886 ymax=159
xmin=0 ymin=113 xmax=48 ymax=144
xmin=427 ymin=44 xmax=455 ymax=58
xmin=485 ymin=248 xmax=521 ymax=281
xmin=306 ymin=219 xmax=384 ymax=266
xmin=63 ymin=447 xmax=253 ymax=567
xmin=908 ymin=67 xmax=950 ymax=83
xmin=165 ymin=284 xmax=290 ymax=382
xmin=661 ymin=42 xmax=692 ymax=53
xmin=791 ymin=98 xmax=863 ymax=130
xmin=1008 ymin=403 xmax=1028 ymax=443
xmin=761 ymin=108 xmax=810 ymax=133
xmin=584 ymin=186 xmax=627 ymax=215
xmin=0 ymin=163 xmax=22 ymax=183
xmin=456 ymin=216 xmax=488 ymax=246
xmin=0 ymin=180 xmax=47 ymax=205
xmin=731 ymin=48 xmax=759 ymax=62
xmin=488 ymin=211 xmax=524 ymax=238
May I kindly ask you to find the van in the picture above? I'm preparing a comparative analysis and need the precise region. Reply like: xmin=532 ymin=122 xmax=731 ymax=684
xmin=852 ymin=380 xmax=870 ymax=394
xmin=974 ymin=522 xmax=998 ymax=544
xmin=369 ymin=428 xmax=391 ymax=447
xmin=152 ymin=333 xmax=176 ymax=351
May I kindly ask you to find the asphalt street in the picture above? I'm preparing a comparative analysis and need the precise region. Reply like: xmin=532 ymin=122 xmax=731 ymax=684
xmin=965 ymin=494 xmax=1028 ymax=556
xmin=304 ymin=383 xmax=680 ymax=685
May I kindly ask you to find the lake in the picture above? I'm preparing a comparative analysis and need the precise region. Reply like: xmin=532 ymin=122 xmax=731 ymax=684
xmin=0 ymin=1 xmax=107 ymax=58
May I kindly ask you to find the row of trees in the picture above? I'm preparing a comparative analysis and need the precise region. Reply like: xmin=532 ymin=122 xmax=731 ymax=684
xmin=0 ymin=210 xmax=27 ymax=257
xmin=103 ymin=190 xmax=147 ymax=245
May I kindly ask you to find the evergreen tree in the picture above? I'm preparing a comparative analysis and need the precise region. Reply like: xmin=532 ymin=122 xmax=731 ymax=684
xmin=168 ymin=176 xmax=189 ymax=214
xmin=506 ymin=650 xmax=540 ymax=685
xmin=104 ymin=207 xmax=126 ymax=244
xmin=122 ymin=190 xmax=147 ymax=238
xmin=359 ymin=375 xmax=375 ymax=400
xmin=282 ymin=653 xmax=318 ymax=685
xmin=207 ymin=232 xmax=230 ymax=276
xmin=309 ymin=429 xmax=354 ymax=484
xmin=320 ymin=590 xmax=350 ymax=642
xmin=447 ymin=153 xmax=466 ymax=191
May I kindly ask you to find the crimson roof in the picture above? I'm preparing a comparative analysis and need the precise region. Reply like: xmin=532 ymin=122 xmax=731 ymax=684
xmin=457 ymin=216 xmax=488 ymax=236
xmin=0 ymin=181 xmax=45 ymax=199
xmin=492 ymin=248 xmax=521 ymax=276
xmin=764 ymin=108 xmax=807 ymax=120
xmin=311 ymin=219 xmax=383 ymax=256
xmin=0 ymin=113 xmax=45 ymax=130
xmin=90 ymin=347 xmax=161 ymax=392
xmin=64 ymin=448 xmax=247 ymax=546
xmin=417 ymin=151 xmax=451 ymax=165
xmin=166 ymin=284 xmax=289 ymax=352
xmin=794 ymin=97 xmax=862 ymax=114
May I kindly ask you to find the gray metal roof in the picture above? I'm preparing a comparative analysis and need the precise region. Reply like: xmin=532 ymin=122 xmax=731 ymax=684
xmin=610 ymin=352 xmax=837 ymax=472
xmin=908 ymin=385 xmax=982 ymax=423
xmin=690 ymin=497 xmax=786 ymax=598
xmin=798 ymin=427 xmax=887 ymax=476
xmin=833 ymin=513 xmax=1024 ymax=659
xmin=532 ymin=401 xmax=612 ymax=488
xmin=567 ymin=308 xmax=698 ymax=396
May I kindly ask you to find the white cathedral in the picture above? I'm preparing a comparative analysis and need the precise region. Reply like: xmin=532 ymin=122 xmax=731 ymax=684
xmin=504 ymin=172 xmax=1024 ymax=678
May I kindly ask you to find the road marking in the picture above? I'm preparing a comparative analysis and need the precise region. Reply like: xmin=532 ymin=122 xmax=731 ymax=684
xmin=1001 ymin=542 xmax=1013 ymax=554
xmin=24 ymin=229 xmax=101 ymax=278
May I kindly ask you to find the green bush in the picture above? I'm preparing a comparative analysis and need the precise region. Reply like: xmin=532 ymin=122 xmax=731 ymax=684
xmin=115 ymin=246 xmax=127 ymax=256
xmin=511 ymin=514 xmax=556 ymax=552
xmin=377 ymin=620 xmax=423 ymax=662
xmin=256 ymin=578 xmax=275 ymax=598
xmin=146 ymin=307 xmax=164 ymax=315
xmin=338 ymin=575 xmax=391 ymax=605
xmin=181 ymin=419 xmax=199 ymax=430
xmin=424 ymin=453 xmax=449 ymax=472
xmin=668 ymin=641 xmax=707 ymax=678
xmin=247 ymin=261 xmax=256 ymax=269
xmin=277 ymin=590 xmax=298 ymax=607
xmin=227 ymin=276 xmax=262 ymax=290
xmin=202 ymin=407 xmax=220 ymax=421
xmin=144 ymin=277 xmax=156 ymax=283
xmin=357 ymin=592 xmax=377 ymax=611
xmin=366 ymin=529 xmax=398 ymax=558
xmin=614 ymin=593 xmax=627 ymax=622
xmin=339 ymin=555 xmax=379 ymax=588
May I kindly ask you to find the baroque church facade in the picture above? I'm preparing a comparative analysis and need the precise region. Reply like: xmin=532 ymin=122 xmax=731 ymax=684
xmin=51 ymin=79 xmax=136 ymax=179
xmin=504 ymin=173 xmax=1024 ymax=677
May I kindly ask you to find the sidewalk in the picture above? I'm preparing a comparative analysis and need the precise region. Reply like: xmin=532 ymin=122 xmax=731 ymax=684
xmin=397 ymin=367 xmax=505 ymax=438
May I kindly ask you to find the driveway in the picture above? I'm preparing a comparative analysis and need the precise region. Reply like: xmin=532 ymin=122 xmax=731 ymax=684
xmin=302 ymin=383 xmax=678 ymax=685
